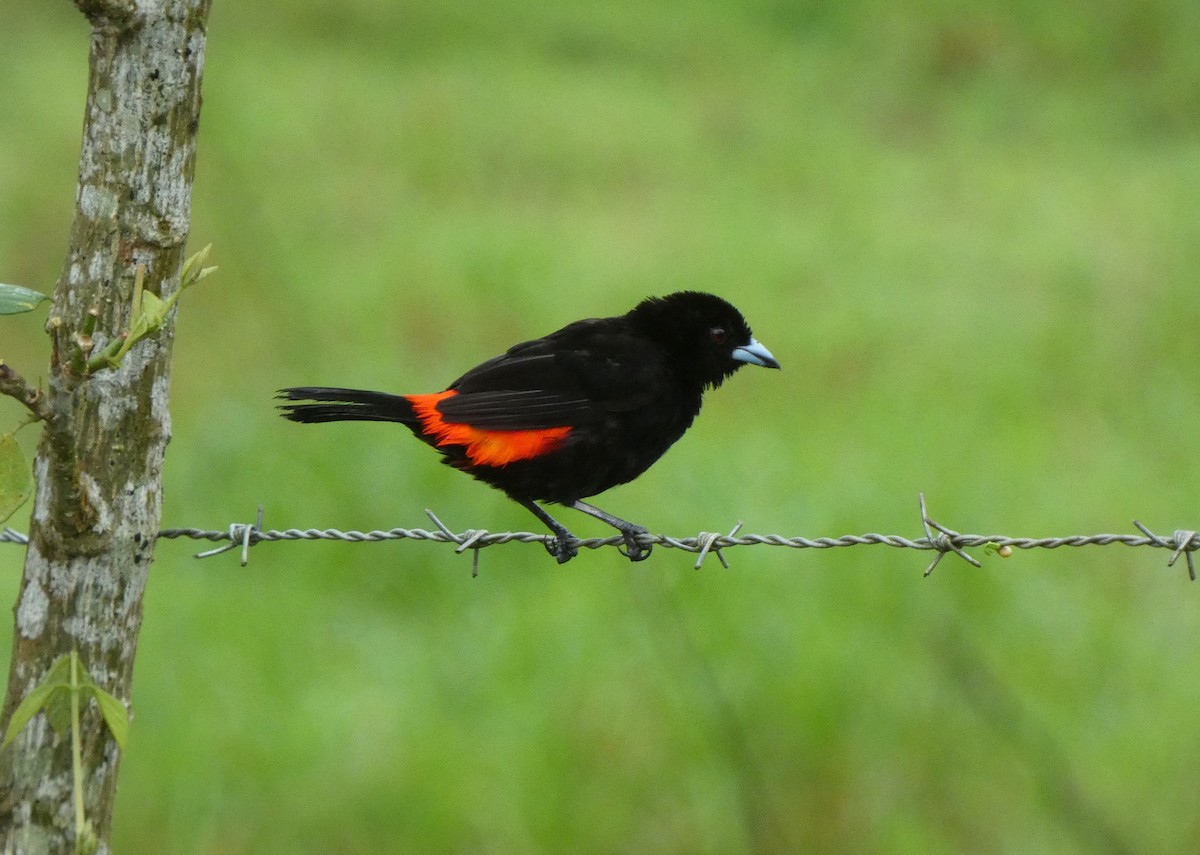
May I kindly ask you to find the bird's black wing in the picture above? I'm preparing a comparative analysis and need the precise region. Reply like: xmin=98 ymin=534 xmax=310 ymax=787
xmin=437 ymin=318 xmax=665 ymax=430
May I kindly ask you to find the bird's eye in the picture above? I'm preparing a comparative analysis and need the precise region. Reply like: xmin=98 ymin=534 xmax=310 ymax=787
xmin=709 ymin=327 xmax=728 ymax=344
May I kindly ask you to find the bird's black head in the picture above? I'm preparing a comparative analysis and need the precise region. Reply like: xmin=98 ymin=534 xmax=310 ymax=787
xmin=627 ymin=291 xmax=780 ymax=390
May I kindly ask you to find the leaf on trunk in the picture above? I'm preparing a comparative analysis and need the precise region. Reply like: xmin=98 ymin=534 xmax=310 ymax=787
xmin=91 ymin=686 xmax=130 ymax=750
xmin=1 ymin=655 xmax=74 ymax=748
xmin=0 ymin=432 xmax=32 ymax=525
xmin=0 ymin=654 xmax=131 ymax=750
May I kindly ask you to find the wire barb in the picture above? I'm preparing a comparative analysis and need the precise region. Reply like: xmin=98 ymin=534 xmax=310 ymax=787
xmin=193 ymin=505 xmax=263 ymax=565
xmin=1133 ymin=521 xmax=1198 ymax=581
xmin=1 ymin=527 xmax=29 ymax=546
xmin=1170 ymin=530 xmax=1198 ymax=581
xmin=457 ymin=529 xmax=489 ymax=578
xmin=426 ymin=509 xmax=489 ymax=576
xmin=693 ymin=521 xmax=743 ymax=570
xmin=920 ymin=493 xmax=983 ymax=577
xmin=423 ymin=508 xmax=461 ymax=545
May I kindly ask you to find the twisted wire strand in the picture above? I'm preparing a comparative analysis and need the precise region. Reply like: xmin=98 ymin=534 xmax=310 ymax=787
xmin=154 ymin=527 xmax=1184 ymax=553
xmin=4 ymin=503 xmax=1198 ymax=577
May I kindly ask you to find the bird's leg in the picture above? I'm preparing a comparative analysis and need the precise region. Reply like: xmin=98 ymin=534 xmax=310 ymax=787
xmin=565 ymin=500 xmax=652 ymax=562
xmin=513 ymin=496 xmax=579 ymax=564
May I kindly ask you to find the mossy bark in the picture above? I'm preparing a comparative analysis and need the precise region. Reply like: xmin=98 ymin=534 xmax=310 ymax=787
xmin=0 ymin=1 xmax=211 ymax=850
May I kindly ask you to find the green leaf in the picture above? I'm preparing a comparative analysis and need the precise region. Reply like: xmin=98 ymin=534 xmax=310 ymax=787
xmin=2 ymin=679 xmax=64 ymax=749
xmin=0 ymin=284 xmax=49 ymax=315
xmin=0 ymin=433 xmax=32 ymax=525
xmin=138 ymin=289 xmax=167 ymax=328
xmin=123 ymin=313 xmax=153 ymax=349
xmin=43 ymin=655 xmax=79 ymax=738
xmin=180 ymin=243 xmax=216 ymax=290
xmin=83 ymin=249 xmax=215 ymax=375
xmin=42 ymin=653 xmax=76 ymax=686
xmin=1 ymin=655 xmax=74 ymax=748
xmin=43 ymin=686 xmax=74 ymax=738
xmin=90 ymin=686 xmax=129 ymax=750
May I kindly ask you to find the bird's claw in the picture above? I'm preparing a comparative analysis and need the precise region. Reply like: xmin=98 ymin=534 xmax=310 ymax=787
xmin=618 ymin=529 xmax=652 ymax=562
xmin=545 ymin=536 xmax=579 ymax=564
xmin=543 ymin=530 xmax=649 ymax=563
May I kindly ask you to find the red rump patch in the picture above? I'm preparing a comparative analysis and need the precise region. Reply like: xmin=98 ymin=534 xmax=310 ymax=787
xmin=406 ymin=391 xmax=571 ymax=466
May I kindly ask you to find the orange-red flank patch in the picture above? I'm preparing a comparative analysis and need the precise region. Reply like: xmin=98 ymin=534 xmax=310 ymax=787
xmin=406 ymin=391 xmax=571 ymax=467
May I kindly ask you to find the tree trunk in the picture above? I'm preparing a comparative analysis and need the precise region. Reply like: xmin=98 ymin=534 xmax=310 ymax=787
xmin=0 ymin=1 xmax=210 ymax=851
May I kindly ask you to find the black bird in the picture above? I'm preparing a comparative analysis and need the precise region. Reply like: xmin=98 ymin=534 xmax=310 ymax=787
xmin=279 ymin=291 xmax=779 ymax=563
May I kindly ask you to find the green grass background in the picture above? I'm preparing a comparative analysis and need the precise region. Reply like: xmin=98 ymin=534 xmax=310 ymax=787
xmin=3 ymin=1 xmax=1200 ymax=851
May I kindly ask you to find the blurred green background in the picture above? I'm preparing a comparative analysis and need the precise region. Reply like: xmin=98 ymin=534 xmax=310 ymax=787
xmin=3 ymin=0 xmax=1200 ymax=852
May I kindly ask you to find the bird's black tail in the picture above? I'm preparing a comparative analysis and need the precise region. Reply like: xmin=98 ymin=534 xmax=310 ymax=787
xmin=277 ymin=387 xmax=419 ymax=425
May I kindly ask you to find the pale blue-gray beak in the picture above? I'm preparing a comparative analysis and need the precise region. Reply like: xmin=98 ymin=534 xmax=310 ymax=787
xmin=731 ymin=338 xmax=780 ymax=370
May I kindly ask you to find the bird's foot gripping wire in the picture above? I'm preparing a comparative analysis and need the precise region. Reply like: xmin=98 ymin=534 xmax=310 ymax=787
xmin=514 ymin=496 xmax=581 ymax=564
xmin=544 ymin=534 xmax=580 ymax=565
xmin=616 ymin=524 xmax=652 ymax=562
xmin=566 ymin=499 xmax=653 ymax=563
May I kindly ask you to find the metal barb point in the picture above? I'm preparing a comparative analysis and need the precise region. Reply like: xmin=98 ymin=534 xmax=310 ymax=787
xmin=1132 ymin=520 xmax=1170 ymax=547
xmin=693 ymin=520 xmax=744 ymax=570
xmin=457 ymin=528 xmax=489 ymax=578
xmin=1170 ymin=530 xmax=1198 ymax=582
xmin=919 ymin=493 xmax=935 ymax=545
xmin=1133 ymin=521 xmax=1196 ymax=580
xmin=939 ymin=533 xmax=983 ymax=569
xmin=918 ymin=493 xmax=982 ymax=576
xmin=693 ymin=532 xmax=720 ymax=570
xmin=424 ymin=508 xmax=463 ymax=545
xmin=923 ymin=551 xmax=946 ymax=577
xmin=426 ymin=510 xmax=486 ymax=576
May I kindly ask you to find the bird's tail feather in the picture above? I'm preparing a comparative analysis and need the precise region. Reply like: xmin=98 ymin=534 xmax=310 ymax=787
xmin=277 ymin=387 xmax=418 ymax=425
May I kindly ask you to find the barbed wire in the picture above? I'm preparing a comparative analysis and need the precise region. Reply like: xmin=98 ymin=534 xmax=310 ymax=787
xmin=3 ymin=495 xmax=1197 ymax=579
